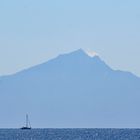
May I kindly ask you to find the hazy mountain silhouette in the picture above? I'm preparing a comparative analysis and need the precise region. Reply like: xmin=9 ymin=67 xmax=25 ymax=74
xmin=0 ymin=49 xmax=140 ymax=128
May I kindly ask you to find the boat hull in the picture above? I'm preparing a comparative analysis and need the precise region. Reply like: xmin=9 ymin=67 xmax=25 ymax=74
xmin=21 ymin=127 xmax=31 ymax=130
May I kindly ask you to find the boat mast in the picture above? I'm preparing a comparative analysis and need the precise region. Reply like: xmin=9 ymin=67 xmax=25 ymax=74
xmin=26 ymin=114 xmax=28 ymax=128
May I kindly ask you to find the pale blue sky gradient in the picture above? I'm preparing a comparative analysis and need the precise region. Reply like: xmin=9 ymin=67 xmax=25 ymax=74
xmin=0 ymin=0 xmax=140 ymax=76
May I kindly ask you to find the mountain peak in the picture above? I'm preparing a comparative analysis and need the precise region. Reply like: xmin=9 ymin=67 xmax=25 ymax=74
xmin=65 ymin=49 xmax=98 ymax=58
xmin=74 ymin=49 xmax=98 ymax=57
xmin=84 ymin=50 xmax=98 ymax=57
xmin=72 ymin=48 xmax=86 ymax=55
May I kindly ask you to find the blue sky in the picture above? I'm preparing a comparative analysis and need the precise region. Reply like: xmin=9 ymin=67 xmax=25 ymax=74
xmin=0 ymin=0 xmax=140 ymax=76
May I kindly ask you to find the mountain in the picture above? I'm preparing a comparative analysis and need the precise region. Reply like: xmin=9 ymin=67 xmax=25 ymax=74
xmin=0 ymin=49 xmax=140 ymax=128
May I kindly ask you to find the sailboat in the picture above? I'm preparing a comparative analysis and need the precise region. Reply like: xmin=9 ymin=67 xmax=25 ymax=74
xmin=21 ymin=114 xmax=31 ymax=130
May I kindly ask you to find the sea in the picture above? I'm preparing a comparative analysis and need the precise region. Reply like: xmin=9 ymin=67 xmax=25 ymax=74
xmin=0 ymin=129 xmax=140 ymax=140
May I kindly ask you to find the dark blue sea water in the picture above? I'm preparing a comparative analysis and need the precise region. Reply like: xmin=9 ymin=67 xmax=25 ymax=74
xmin=0 ymin=129 xmax=140 ymax=140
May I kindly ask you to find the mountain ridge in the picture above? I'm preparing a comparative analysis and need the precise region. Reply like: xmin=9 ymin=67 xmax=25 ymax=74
xmin=1 ymin=49 xmax=139 ymax=79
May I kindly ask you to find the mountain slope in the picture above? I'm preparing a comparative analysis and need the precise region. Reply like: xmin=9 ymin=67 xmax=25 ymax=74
xmin=0 ymin=49 xmax=140 ymax=128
